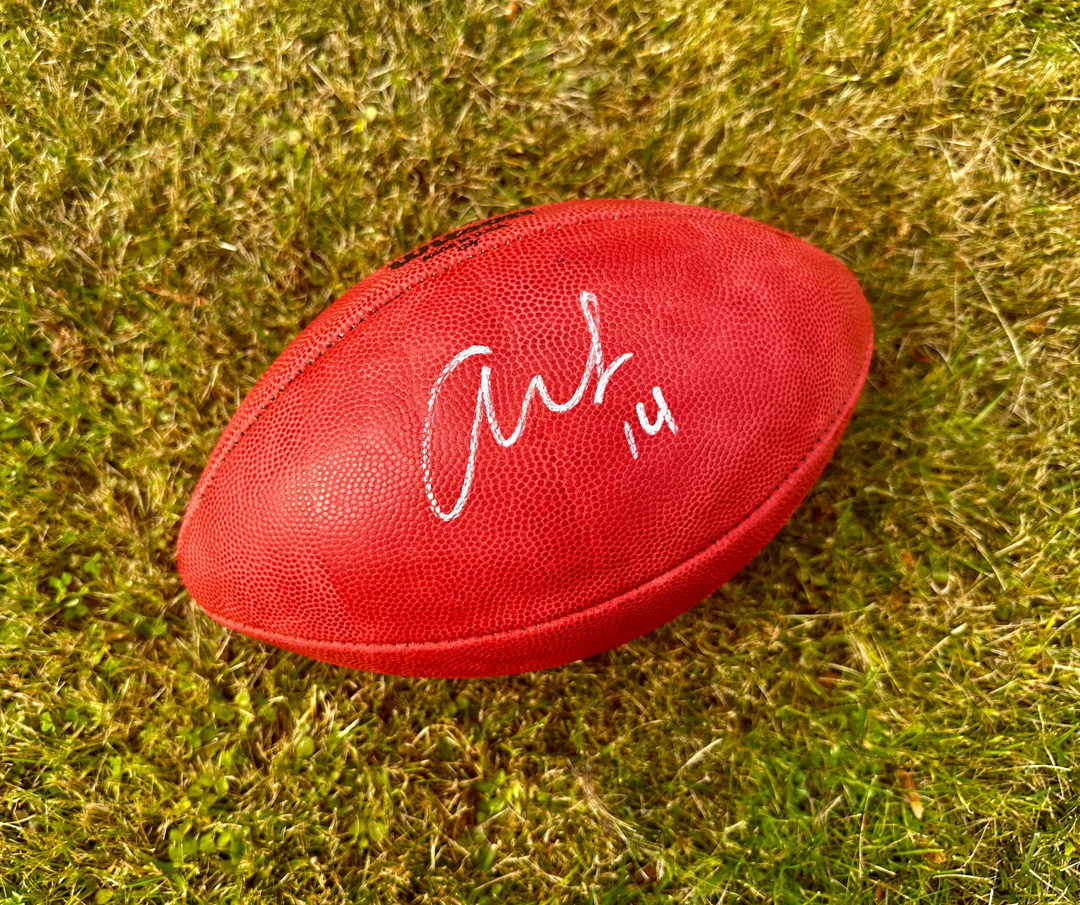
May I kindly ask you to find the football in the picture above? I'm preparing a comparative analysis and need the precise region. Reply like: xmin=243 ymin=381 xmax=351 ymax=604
xmin=177 ymin=199 xmax=873 ymax=677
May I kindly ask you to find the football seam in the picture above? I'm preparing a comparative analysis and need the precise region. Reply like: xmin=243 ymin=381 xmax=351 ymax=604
xmin=203 ymin=331 xmax=873 ymax=652
xmin=182 ymin=205 xmax=740 ymax=526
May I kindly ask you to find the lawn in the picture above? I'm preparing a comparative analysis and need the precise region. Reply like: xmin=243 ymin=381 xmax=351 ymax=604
xmin=1 ymin=0 xmax=1078 ymax=902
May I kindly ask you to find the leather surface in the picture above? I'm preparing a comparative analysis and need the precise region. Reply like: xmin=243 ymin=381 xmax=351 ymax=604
xmin=177 ymin=199 xmax=874 ymax=677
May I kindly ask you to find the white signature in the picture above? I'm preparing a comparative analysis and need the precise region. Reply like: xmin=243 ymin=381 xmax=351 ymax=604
xmin=421 ymin=290 xmax=678 ymax=521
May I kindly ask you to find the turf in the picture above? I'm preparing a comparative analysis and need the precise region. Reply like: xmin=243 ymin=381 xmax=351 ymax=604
xmin=1 ymin=0 xmax=1078 ymax=902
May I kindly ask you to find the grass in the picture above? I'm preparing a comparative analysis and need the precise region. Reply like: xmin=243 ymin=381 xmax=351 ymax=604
xmin=1 ymin=0 xmax=1079 ymax=901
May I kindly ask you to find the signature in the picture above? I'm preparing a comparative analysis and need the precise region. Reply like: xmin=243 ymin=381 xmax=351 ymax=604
xmin=421 ymin=291 xmax=678 ymax=522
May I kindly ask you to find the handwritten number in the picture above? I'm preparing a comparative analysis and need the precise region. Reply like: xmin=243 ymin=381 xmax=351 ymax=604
xmin=636 ymin=386 xmax=678 ymax=437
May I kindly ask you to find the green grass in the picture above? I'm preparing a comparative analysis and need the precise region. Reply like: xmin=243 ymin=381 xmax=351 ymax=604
xmin=2 ymin=0 xmax=1079 ymax=901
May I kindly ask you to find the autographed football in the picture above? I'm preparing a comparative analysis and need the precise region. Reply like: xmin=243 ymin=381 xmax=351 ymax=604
xmin=177 ymin=199 xmax=873 ymax=677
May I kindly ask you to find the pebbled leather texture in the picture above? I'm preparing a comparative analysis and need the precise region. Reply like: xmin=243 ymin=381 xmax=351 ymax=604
xmin=177 ymin=199 xmax=874 ymax=677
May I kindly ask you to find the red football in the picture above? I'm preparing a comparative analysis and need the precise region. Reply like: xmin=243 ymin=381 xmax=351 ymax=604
xmin=177 ymin=199 xmax=873 ymax=677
